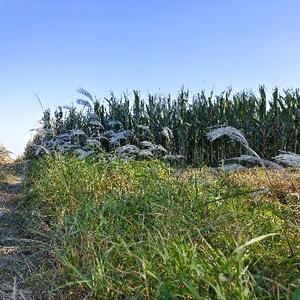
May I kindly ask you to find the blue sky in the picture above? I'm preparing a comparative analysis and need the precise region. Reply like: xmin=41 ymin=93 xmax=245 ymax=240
xmin=1 ymin=0 xmax=300 ymax=157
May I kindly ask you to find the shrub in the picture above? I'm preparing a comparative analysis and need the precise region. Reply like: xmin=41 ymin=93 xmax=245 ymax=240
xmin=0 ymin=144 xmax=11 ymax=163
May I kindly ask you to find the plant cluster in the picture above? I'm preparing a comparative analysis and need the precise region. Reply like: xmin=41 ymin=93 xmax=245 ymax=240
xmin=25 ymin=89 xmax=185 ymax=165
xmin=20 ymin=87 xmax=300 ymax=298
xmin=0 ymin=144 xmax=11 ymax=163
xmin=25 ymin=86 xmax=300 ymax=166
xmin=23 ymin=155 xmax=300 ymax=299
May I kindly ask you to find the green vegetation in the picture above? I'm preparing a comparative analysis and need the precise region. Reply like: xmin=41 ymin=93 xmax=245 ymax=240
xmin=27 ymin=87 xmax=300 ymax=165
xmin=0 ymin=144 xmax=12 ymax=182
xmin=17 ymin=87 xmax=300 ymax=298
xmin=23 ymin=155 xmax=300 ymax=299
xmin=0 ymin=144 xmax=11 ymax=163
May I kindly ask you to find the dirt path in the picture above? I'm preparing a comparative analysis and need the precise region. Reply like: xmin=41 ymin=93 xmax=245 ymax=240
xmin=0 ymin=163 xmax=32 ymax=300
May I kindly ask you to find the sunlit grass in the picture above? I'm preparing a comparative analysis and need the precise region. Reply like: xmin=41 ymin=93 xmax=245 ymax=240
xmin=23 ymin=155 xmax=300 ymax=299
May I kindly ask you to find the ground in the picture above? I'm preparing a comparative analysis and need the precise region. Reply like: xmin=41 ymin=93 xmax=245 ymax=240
xmin=0 ymin=162 xmax=32 ymax=300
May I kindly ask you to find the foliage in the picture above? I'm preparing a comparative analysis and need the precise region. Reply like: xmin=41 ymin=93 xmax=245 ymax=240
xmin=25 ymin=86 xmax=300 ymax=166
xmin=0 ymin=144 xmax=11 ymax=163
xmin=21 ymin=86 xmax=300 ymax=298
xmin=22 ymin=155 xmax=300 ymax=299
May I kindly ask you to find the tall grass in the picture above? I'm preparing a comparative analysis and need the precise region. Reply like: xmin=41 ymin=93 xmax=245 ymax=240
xmin=26 ymin=86 xmax=300 ymax=166
xmin=23 ymin=155 xmax=300 ymax=299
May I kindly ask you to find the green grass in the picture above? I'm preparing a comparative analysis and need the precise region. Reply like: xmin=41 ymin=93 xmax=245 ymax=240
xmin=23 ymin=155 xmax=300 ymax=299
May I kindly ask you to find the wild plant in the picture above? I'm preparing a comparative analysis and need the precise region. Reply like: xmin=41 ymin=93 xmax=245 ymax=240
xmin=25 ymin=86 xmax=300 ymax=166
xmin=22 ymin=155 xmax=300 ymax=298
xmin=207 ymin=126 xmax=299 ymax=194
xmin=0 ymin=144 xmax=12 ymax=163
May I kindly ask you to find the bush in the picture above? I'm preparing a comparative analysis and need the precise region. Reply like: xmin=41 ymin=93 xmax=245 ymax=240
xmin=0 ymin=144 xmax=11 ymax=163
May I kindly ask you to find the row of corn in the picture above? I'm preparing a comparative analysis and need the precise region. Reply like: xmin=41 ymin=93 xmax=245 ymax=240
xmin=25 ymin=86 xmax=300 ymax=166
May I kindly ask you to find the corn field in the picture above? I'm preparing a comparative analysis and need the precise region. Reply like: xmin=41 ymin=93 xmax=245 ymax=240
xmin=27 ymin=86 xmax=300 ymax=166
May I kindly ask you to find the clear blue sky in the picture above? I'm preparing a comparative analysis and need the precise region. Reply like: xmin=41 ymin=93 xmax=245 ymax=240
xmin=1 ymin=0 xmax=300 ymax=157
